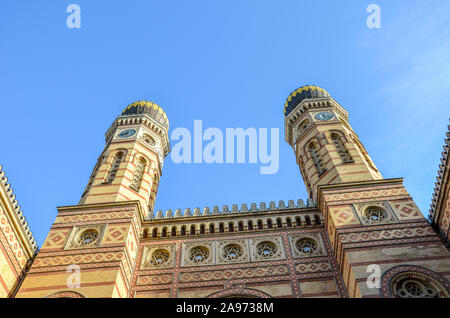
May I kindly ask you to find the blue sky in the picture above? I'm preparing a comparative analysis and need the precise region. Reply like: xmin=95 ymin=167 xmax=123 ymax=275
xmin=0 ymin=1 xmax=449 ymax=247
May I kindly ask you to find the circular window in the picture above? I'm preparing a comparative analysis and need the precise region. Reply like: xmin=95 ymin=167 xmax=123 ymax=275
xmin=76 ymin=229 xmax=99 ymax=246
xmin=364 ymin=206 xmax=388 ymax=223
xmin=393 ymin=277 xmax=439 ymax=298
xmin=149 ymin=249 xmax=170 ymax=267
xmin=295 ymin=238 xmax=318 ymax=255
xmin=188 ymin=246 xmax=210 ymax=263
xmin=297 ymin=119 xmax=310 ymax=134
xmin=142 ymin=134 xmax=156 ymax=146
xmin=222 ymin=244 xmax=243 ymax=261
xmin=256 ymin=241 xmax=277 ymax=258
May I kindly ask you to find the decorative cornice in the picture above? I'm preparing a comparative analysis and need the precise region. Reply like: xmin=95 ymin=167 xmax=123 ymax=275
xmin=0 ymin=165 xmax=38 ymax=254
xmin=316 ymin=178 xmax=405 ymax=210
xmin=429 ymin=121 xmax=450 ymax=224
xmin=149 ymin=198 xmax=317 ymax=220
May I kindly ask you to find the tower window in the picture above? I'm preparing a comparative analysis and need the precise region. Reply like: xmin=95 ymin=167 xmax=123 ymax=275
xmin=247 ymin=221 xmax=254 ymax=231
xmin=181 ymin=226 xmax=186 ymax=236
xmin=209 ymin=224 xmax=215 ymax=234
xmin=309 ymin=142 xmax=326 ymax=176
xmin=330 ymin=133 xmax=352 ymax=163
xmin=363 ymin=206 xmax=388 ymax=223
xmin=297 ymin=119 xmax=310 ymax=136
xmin=130 ymin=157 xmax=146 ymax=191
xmin=105 ymin=151 xmax=125 ymax=183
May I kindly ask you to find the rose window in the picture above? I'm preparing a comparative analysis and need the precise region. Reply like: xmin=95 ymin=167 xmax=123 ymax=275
xmin=256 ymin=241 xmax=277 ymax=258
xmin=394 ymin=278 xmax=438 ymax=298
xmin=222 ymin=244 xmax=243 ymax=261
xmin=142 ymin=134 xmax=156 ymax=146
xmin=188 ymin=246 xmax=210 ymax=263
xmin=76 ymin=229 xmax=99 ymax=246
xmin=364 ymin=206 xmax=388 ymax=223
xmin=296 ymin=238 xmax=318 ymax=255
xmin=149 ymin=249 xmax=170 ymax=266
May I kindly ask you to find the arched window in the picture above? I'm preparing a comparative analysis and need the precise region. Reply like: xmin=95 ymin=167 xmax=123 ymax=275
xmin=314 ymin=214 xmax=321 ymax=225
xmin=297 ymin=119 xmax=310 ymax=136
xmin=219 ymin=223 xmax=224 ymax=233
xmin=390 ymin=272 xmax=449 ymax=298
xmin=106 ymin=151 xmax=125 ymax=183
xmin=190 ymin=225 xmax=196 ymax=235
xmin=330 ymin=133 xmax=352 ymax=163
xmin=257 ymin=220 xmax=263 ymax=230
xmin=267 ymin=219 xmax=273 ymax=229
xmin=238 ymin=222 xmax=244 ymax=232
xmin=309 ymin=142 xmax=326 ymax=176
xmin=276 ymin=218 xmax=282 ymax=229
xmin=247 ymin=220 xmax=254 ymax=231
xmin=295 ymin=216 xmax=302 ymax=227
xmin=286 ymin=217 xmax=292 ymax=228
xmin=171 ymin=226 xmax=177 ymax=237
xmin=305 ymin=216 xmax=311 ymax=226
xmin=228 ymin=222 xmax=234 ymax=233
xmin=209 ymin=224 xmax=215 ymax=234
xmin=130 ymin=157 xmax=146 ymax=191
xmin=200 ymin=224 xmax=205 ymax=235
xmin=161 ymin=227 xmax=167 ymax=237
xmin=180 ymin=226 xmax=186 ymax=236
xmin=152 ymin=228 xmax=158 ymax=238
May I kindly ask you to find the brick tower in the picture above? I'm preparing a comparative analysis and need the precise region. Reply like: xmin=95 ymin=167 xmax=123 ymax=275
xmin=16 ymin=101 xmax=170 ymax=298
xmin=284 ymin=85 xmax=450 ymax=297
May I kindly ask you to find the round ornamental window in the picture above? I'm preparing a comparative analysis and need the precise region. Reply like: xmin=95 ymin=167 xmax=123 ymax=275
xmin=142 ymin=134 xmax=156 ymax=146
xmin=295 ymin=238 xmax=318 ymax=255
xmin=150 ymin=249 xmax=170 ymax=267
xmin=222 ymin=244 xmax=243 ymax=261
xmin=76 ymin=229 xmax=99 ymax=246
xmin=364 ymin=206 xmax=388 ymax=223
xmin=393 ymin=278 xmax=439 ymax=298
xmin=188 ymin=246 xmax=210 ymax=263
xmin=256 ymin=241 xmax=277 ymax=258
xmin=298 ymin=120 xmax=310 ymax=134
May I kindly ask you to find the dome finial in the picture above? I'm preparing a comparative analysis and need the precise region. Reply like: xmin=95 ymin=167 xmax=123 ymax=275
xmin=122 ymin=100 xmax=169 ymax=130
xmin=284 ymin=85 xmax=329 ymax=117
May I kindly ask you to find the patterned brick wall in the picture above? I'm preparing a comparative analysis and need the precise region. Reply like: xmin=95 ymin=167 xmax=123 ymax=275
xmin=131 ymin=227 xmax=347 ymax=298
xmin=16 ymin=203 xmax=141 ymax=298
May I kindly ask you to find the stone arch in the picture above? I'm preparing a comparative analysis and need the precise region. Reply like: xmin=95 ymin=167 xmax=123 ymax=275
xmin=206 ymin=282 xmax=272 ymax=299
xmin=46 ymin=291 xmax=86 ymax=298
xmin=380 ymin=265 xmax=450 ymax=298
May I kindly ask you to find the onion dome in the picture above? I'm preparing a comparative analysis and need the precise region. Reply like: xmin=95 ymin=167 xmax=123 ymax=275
xmin=284 ymin=85 xmax=330 ymax=117
xmin=122 ymin=100 xmax=169 ymax=130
